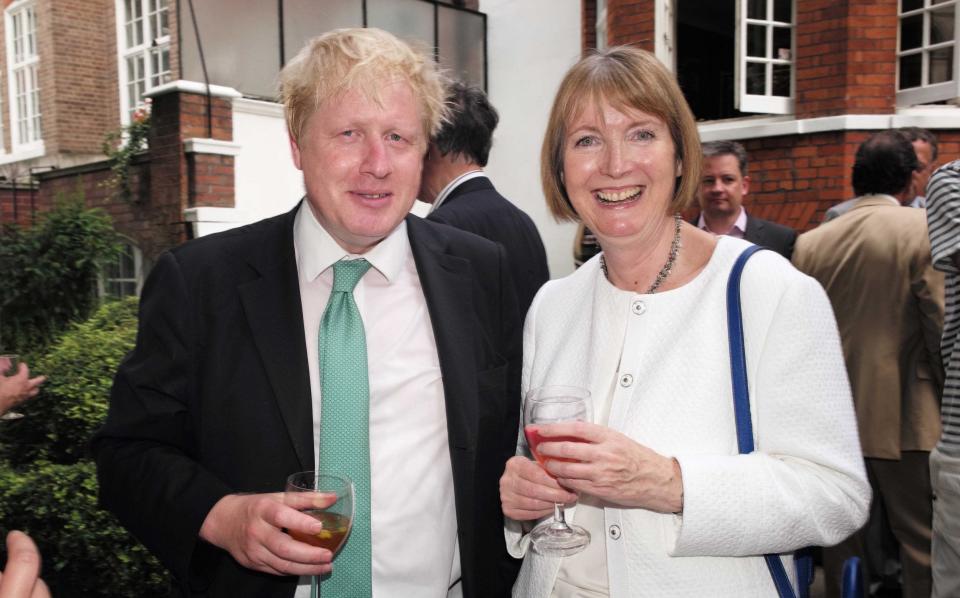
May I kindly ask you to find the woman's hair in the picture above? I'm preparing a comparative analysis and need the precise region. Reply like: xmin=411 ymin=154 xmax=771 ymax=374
xmin=541 ymin=46 xmax=702 ymax=221
xmin=278 ymin=28 xmax=448 ymax=145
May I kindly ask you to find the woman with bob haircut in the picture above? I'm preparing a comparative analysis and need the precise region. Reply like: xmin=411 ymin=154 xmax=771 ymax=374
xmin=499 ymin=46 xmax=870 ymax=597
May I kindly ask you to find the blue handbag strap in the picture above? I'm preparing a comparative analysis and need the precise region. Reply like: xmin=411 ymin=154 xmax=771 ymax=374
xmin=726 ymin=244 xmax=798 ymax=598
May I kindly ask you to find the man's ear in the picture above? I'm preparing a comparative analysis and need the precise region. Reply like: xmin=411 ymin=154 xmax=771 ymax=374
xmin=742 ymin=174 xmax=751 ymax=196
xmin=289 ymin=132 xmax=303 ymax=171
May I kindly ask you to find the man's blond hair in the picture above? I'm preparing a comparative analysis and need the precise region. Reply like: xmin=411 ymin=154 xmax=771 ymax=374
xmin=279 ymin=28 xmax=448 ymax=145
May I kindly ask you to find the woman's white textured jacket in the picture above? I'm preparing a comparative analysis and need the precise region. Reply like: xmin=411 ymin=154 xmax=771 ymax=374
xmin=506 ymin=237 xmax=871 ymax=597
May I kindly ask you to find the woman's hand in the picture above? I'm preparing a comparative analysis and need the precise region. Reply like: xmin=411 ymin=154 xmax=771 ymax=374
xmin=499 ymin=456 xmax=578 ymax=521
xmin=534 ymin=422 xmax=684 ymax=514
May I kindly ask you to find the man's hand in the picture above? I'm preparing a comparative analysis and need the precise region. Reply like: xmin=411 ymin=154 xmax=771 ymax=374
xmin=0 ymin=531 xmax=51 ymax=598
xmin=199 ymin=492 xmax=336 ymax=576
xmin=0 ymin=364 xmax=45 ymax=417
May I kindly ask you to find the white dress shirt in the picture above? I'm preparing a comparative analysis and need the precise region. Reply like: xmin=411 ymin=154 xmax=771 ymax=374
xmin=293 ymin=203 xmax=461 ymax=597
xmin=428 ymin=170 xmax=485 ymax=212
xmin=697 ymin=206 xmax=748 ymax=238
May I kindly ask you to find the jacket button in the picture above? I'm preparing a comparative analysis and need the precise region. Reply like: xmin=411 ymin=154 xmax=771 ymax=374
xmin=631 ymin=300 xmax=646 ymax=315
xmin=609 ymin=524 xmax=621 ymax=540
xmin=619 ymin=374 xmax=634 ymax=387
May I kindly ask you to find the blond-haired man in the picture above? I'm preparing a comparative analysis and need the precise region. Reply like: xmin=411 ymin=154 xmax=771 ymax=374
xmin=94 ymin=29 xmax=521 ymax=597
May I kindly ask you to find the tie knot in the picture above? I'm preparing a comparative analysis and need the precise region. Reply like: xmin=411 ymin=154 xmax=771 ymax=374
xmin=332 ymin=259 xmax=372 ymax=293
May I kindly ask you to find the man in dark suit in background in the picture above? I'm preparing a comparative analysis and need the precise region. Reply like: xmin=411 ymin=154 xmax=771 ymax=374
xmin=695 ymin=140 xmax=797 ymax=259
xmin=93 ymin=28 xmax=521 ymax=598
xmin=421 ymin=82 xmax=549 ymax=317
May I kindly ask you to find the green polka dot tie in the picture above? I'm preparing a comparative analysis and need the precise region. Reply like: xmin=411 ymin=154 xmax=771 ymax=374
xmin=318 ymin=258 xmax=373 ymax=597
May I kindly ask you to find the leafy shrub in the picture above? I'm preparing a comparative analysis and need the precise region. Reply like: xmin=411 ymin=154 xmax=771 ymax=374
xmin=2 ymin=298 xmax=139 ymax=466
xmin=0 ymin=299 xmax=172 ymax=596
xmin=0 ymin=192 xmax=119 ymax=353
xmin=0 ymin=461 xmax=170 ymax=597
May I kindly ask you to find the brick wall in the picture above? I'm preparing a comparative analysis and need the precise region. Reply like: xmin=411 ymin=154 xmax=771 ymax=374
xmin=0 ymin=184 xmax=50 ymax=229
xmin=795 ymin=1 xmax=898 ymax=119
xmin=43 ymin=0 xmax=118 ymax=157
xmin=36 ymin=157 xmax=183 ymax=264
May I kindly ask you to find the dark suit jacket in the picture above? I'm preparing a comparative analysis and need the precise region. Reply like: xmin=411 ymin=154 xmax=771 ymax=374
xmin=744 ymin=215 xmax=797 ymax=260
xmin=428 ymin=176 xmax=550 ymax=318
xmin=92 ymin=206 xmax=522 ymax=597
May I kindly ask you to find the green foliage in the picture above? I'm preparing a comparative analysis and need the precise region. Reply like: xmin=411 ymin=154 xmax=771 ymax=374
xmin=0 ymin=193 xmax=120 ymax=353
xmin=0 ymin=300 xmax=172 ymax=596
xmin=0 ymin=461 xmax=170 ymax=597
xmin=2 ymin=298 xmax=139 ymax=466
xmin=102 ymin=110 xmax=150 ymax=202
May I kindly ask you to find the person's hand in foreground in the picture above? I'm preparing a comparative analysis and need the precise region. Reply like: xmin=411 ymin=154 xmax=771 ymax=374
xmin=0 ymin=531 xmax=50 ymax=598
xmin=199 ymin=492 xmax=337 ymax=576
xmin=0 ymin=363 xmax=45 ymax=417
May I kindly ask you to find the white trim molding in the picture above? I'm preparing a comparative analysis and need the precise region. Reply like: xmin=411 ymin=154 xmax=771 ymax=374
xmin=698 ymin=106 xmax=960 ymax=141
xmin=233 ymin=97 xmax=284 ymax=118
xmin=183 ymin=206 xmax=249 ymax=238
xmin=145 ymin=80 xmax=242 ymax=100
xmin=183 ymin=138 xmax=241 ymax=156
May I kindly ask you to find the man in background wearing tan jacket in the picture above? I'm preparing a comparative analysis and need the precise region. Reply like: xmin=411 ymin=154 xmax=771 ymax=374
xmin=793 ymin=130 xmax=944 ymax=598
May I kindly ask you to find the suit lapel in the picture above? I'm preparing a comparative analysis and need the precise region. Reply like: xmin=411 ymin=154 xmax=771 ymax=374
xmin=406 ymin=215 xmax=479 ymax=453
xmin=744 ymin=215 xmax=764 ymax=245
xmin=237 ymin=207 xmax=314 ymax=472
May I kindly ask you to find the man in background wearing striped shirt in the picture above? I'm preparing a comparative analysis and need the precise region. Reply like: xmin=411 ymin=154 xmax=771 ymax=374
xmin=924 ymin=161 xmax=960 ymax=598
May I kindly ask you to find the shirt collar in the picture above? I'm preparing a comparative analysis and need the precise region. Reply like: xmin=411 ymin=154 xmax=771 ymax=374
xmin=429 ymin=170 xmax=486 ymax=213
xmin=858 ymin=193 xmax=901 ymax=207
xmin=697 ymin=206 xmax=748 ymax=235
xmin=294 ymin=200 xmax=409 ymax=284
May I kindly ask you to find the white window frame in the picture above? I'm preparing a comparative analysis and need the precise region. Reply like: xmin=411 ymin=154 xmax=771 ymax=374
xmin=98 ymin=238 xmax=144 ymax=298
xmin=4 ymin=0 xmax=41 ymax=153
xmin=596 ymin=0 xmax=608 ymax=50
xmin=654 ymin=0 xmax=676 ymax=70
xmin=115 ymin=0 xmax=170 ymax=125
xmin=735 ymin=0 xmax=795 ymax=114
xmin=897 ymin=0 xmax=960 ymax=106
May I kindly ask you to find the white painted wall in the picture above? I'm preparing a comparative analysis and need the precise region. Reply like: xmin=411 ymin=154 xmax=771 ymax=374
xmin=481 ymin=0 xmax=582 ymax=278
xmin=232 ymin=98 xmax=305 ymax=222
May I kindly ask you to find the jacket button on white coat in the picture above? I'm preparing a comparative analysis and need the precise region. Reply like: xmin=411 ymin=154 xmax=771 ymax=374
xmin=619 ymin=374 xmax=634 ymax=387
xmin=631 ymin=300 xmax=646 ymax=315
xmin=609 ymin=524 xmax=622 ymax=540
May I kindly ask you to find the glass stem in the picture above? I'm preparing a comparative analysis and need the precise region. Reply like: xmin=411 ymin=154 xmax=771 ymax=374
xmin=552 ymin=502 xmax=571 ymax=531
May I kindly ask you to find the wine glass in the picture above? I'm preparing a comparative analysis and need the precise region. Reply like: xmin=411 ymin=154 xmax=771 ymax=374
xmin=523 ymin=385 xmax=591 ymax=557
xmin=0 ymin=354 xmax=24 ymax=421
xmin=285 ymin=471 xmax=354 ymax=598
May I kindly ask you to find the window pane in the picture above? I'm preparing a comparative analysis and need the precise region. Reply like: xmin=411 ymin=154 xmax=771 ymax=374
xmin=746 ymin=61 xmax=766 ymax=94
xmin=367 ymin=0 xmax=434 ymax=50
xmin=180 ymin=0 xmax=280 ymax=99
xmin=930 ymin=46 xmax=954 ymax=83
xmin=899 ymin=52 xmax=923 ymax=88
xmin=900 ymin=14 xmax=923 ymax=51
xmin=772 ymin=63 xmax=791 ymax=96
xmin=902 ymin=0 xmax=923 ymax=11
xmin=931 ymin=5 xmax=955 ymax=44
xmin=438 ymin=6 xmax=486 ymax=90
xmin=774 ymin=0 xmax=791 ymax=23
xmin=747 ymin=0 xmax=766 ymax=20
xmin=747 ymin=24 xmax=767 ymax=57
xmin=282 ymin=0 xmax=361 ymax=63
xmin=773 ymin=26 xmax=791 ymax=59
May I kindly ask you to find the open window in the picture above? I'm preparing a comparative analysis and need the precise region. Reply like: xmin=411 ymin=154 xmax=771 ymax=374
xmin=673 ymin=0 xmax=793 ymax=120
xmin=897 ymin=0 xmax=959 ymax=106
